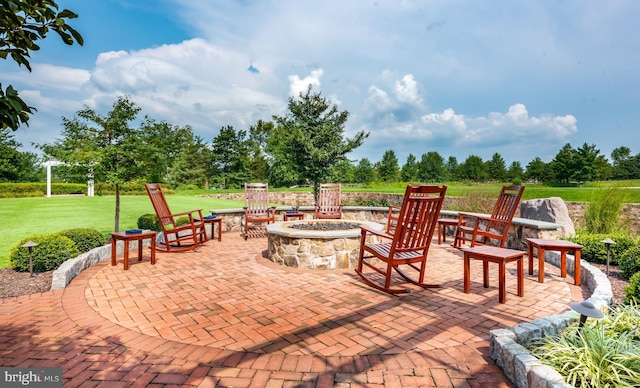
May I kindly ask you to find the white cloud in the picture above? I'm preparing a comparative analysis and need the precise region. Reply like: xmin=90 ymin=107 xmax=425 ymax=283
xmin=288 ymin=69 xmax=323 ymax=97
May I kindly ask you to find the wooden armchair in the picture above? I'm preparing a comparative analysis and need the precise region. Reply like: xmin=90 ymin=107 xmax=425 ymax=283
xmin=356 ymin=184 xmax=447 ymax=294
xmin=145 ymin=183 xmax=204 ymax=252
xmin=243 ymin=182 xmax=276 ymax=240
xmin=452 ymin=185 xmax=525 ymax=249
xmin=314 ymin=183 xmax=343 ymax=219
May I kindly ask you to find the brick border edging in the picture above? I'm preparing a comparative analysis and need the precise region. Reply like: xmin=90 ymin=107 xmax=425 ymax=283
xmin=489 ymin=253 xmax=613 ymax=388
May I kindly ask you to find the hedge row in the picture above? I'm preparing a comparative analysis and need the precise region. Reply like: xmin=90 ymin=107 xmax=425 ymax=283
xmin=0 ymin=183 xmax=174 ymax=198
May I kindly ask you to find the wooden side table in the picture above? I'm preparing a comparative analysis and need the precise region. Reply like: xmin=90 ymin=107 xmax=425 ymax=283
xmin=462 ymin=245 xmax=524 ymax=304
xmin=526 ymin=238 xmax=582 ymax=286
xmin=437 ymin=218 xmax=464 ymax=244
xmin=110 ymin=230 xmax=156 ymax=270
xmin=284 ymin=212 xmax=304 ymax=221
xmin=201 ymin=217 xmax=222 ymax=242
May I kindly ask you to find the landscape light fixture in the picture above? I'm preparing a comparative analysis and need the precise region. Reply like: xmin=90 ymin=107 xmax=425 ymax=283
xmin=601 ymin=238 xmax=616 ymax=276
xmin=21 ymin=241 xmax=39 ymax=277
xmin=570 ymin=300 xmax=604 ymax=328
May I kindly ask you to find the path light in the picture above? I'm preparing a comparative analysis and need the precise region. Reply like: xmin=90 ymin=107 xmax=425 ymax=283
xmin=21 ymin=241 xmax=38 ymax=277
xmin=570 ymin=300 xmax=604 ymax=328
xmin=601 ymin=238 xmax=616 ymax=276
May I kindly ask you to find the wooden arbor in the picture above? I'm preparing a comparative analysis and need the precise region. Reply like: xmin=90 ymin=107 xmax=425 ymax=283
xmin=145 ymin=183 xmax=204 ymax=252
xmin=356 ymin=184 xmax=447 ymax=294
xmin=314 ymin=183 xmax=343 ymax=219
xmin=452 ymin=185 xmax=525 ymax=249
xmin=243 ymin=182 xmax=276 ymax=240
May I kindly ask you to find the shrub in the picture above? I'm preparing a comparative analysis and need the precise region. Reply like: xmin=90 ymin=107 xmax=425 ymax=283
xmin=346 ymin=195 xmax=390 ymax=207
xmin=567 ymin=231 xmax=637 ymax=265
xmin=619 ymin=243 xmax=640 ymax=280
xmin=532 ymin=303 xmax=640 ymax=387
xmin=625 ymin=273 xmax=640 ymax=304
xmin=138 ymin=214 xmax=161 ymax=231
xmin=9 ymin=234 xmax=80 ymax=272
xmin=57 ymin=228 xmax=105 ymax=254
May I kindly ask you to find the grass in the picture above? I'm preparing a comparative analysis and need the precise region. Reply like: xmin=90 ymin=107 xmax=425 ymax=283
xmin=2 ymin=180 xmax=639 ymax=269
xmin=0 ymin=195 xmax=244 ymax=268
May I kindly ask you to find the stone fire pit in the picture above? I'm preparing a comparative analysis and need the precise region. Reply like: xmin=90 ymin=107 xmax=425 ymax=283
xmin=266 ymin=220 xmax=384 ymax=269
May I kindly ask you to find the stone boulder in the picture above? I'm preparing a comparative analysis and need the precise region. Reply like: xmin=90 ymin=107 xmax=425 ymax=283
xmin=520 ymin=197 xmax=575 ymax=237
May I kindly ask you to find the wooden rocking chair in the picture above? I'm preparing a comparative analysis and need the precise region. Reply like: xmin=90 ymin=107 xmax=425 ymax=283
xmin=356 ymin=184 xmax=447 ymax=294
xmin=452 ymin=185 xmax=525 ymax=248
xmin=243 ymin=182 xmax=276 ymax=240
xmin=145 ymin=183 xmax=205 ymax=252
xmin=314 ymin=183 xmax=343 ymax=219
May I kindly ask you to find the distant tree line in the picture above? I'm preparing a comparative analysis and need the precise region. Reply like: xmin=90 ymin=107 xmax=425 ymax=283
xmin=1 ymin=93 xmax=639 ymax=189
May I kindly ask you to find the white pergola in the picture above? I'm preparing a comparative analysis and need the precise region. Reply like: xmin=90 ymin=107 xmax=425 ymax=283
xmin=42 ymin=160 xmax=94 ymax=197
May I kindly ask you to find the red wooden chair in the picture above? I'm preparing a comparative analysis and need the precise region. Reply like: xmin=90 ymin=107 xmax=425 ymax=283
xmin=452 ymin=185 xmax=525 ymax=248
xmin=145 ymin=183 xmax=204 ymax=252
xmin=356 ymin=184 xmax=447 ymax=294
xmin=243 ymin=182 xmax=276 ymax=240
xmin=314 ymin=183 xmax=343 ymax=219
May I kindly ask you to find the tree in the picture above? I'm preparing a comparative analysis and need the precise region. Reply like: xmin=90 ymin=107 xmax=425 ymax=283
xmin=39 ymin=96 xmax=143 ymax=231
xmin=525 ymin=157 xmax=547 ymax=182
xmin=551 ymin=143 xmax=576 ymax=183
xmin=329 ymin=159 xmax=356 ymax=183
xmin=459 ymin=155 xmax=487 ymax=182
xmin=506 ymin=161 xmax=524 ymax=183
xmin=486 ymin=152 xmax=507 ymax=182
xmin=137 ymin=119 xmax=192 ymax=183
xmin=444 ymin=156 xmax=459 ymax=181
xmin=354 ymin=158 xmax=375 ymax=184
xmin=417 ymin=151 xmax=445 ymax=182
xmin=168 ymin=134 xmax=213 ymax=189
xmin=270 ymin=85 xmax=368 ymax=200
xmin=400 ymin=153 xmax=418 ymax=182
xmin=377 ymin=149 xmax=400 ymax=182
xmin=573 ymin=143 xmax=609 ymax=182
xmin=611 ymin=146 xmax=640 ymax=180
xmin=211 ymin=125 xmax=250 ymax=189
xmin=0 ymin=129 xmax=25 ymax=181
xmin=246 ymin=119 xmax=273 ymax=181
xmin=1 ymin=0 xmax=83 ymax=130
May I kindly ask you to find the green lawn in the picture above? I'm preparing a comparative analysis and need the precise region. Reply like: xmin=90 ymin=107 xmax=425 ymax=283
xmin=0 ymin=195 xmax=245 ymax=268
xmin=2 ymin=181 xmax=639 ymax=269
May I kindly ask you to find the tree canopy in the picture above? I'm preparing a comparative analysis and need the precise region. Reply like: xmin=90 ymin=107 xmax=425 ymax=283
xmin=1 ymin=0 xmax=83 ymax=130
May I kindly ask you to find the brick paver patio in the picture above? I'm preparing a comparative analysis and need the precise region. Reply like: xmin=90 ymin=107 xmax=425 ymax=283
xmin=0 ymin=232 xmax=584 ymax=387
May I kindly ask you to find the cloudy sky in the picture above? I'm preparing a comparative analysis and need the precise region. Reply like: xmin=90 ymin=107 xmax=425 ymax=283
xmin=3 ymin=0 xmax=638 ymax=166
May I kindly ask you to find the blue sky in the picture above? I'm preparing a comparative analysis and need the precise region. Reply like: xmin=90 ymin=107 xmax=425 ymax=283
xmin=3 ymin=0 xmax=639 ymax=167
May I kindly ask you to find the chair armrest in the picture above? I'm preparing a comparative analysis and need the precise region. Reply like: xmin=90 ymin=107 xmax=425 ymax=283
xmin=360 ymin=224 xmax=394 ymax=240
xmin=171 ymin=209 xmax=203 ymax=218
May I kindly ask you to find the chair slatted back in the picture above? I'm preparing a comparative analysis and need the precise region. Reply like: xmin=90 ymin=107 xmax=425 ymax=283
xmin=145 ymin=183 xmax=175 ymax=229
xmin=317 ymin=183 xmax=342 ymax=214
xmin=244 ymin=183 xmax=271 ymax=216
xmin=391 ymin=185 xmax=446 ymax=253
xmin=487 ymin=185 xmax=524 ymax=233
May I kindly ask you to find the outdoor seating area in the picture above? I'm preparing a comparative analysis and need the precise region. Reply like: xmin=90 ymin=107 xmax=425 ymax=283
xmin=0 ymin=229 xmax=587 ymax=386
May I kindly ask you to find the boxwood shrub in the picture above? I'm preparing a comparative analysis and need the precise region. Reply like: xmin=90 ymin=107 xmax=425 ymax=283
xmin=137 ymin=214 xmax=161 ymax=231
xmin=618 ymin=243 xmax=640 ymax=280
xmin=57 ymin=228 xmax=106 ymax=254
xmin=567 ymin=232 xmax=637 ymax=265
xmin=9 ymin=234 xmax=80 ymax=272
xmin=624 ymin=272 xmax=640 ymax=304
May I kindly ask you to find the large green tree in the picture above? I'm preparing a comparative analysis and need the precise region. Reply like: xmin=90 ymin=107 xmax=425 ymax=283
xmin=417 ymin=151 xmax=445 ymax=182
xmin=354 ymin=158 xmax=375 ymax=184
xmin=168 ymin=133 xmax=213 ymax=189
xmin=1 ymin=0 xmax=83 ymax=130
xmin=486 ymin=152 xmax=507 ymax=182
xmin=270 ymin=85 xmax=368 ymax=201
xmin=400 ymin=153 xmax=418 ymax=182
xmin=39 ymin=96 xmax=144 ymax=231
xmin=211 ymin=125 xmax=250 ymax=189
xmin=138 ymin=119 xmax=192 ymax=183
xmin=459 ymin=155 xmax=487 ymax=182
xmin=377 ymin=149 xmax=400 ymax=183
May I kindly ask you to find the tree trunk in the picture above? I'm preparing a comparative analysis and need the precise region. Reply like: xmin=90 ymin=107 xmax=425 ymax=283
xmin=115 ymin=184 xmax=120 ymax=232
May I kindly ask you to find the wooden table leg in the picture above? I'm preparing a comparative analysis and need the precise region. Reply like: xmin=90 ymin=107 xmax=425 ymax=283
xmin=560 ymin=250 xmax=567 ymax=278
xmin=138 ymin=239 xmax=143 ymax=262
xmin=528 ymin=242 xmax=534 ymax=275
xmin=574 ymin=248 xmax=581 ymax=286
xmin=517 ymin=256 xmax=524 ymax=297
xmin=438 ymin=223 xmax=443 ymax=244
xmin=463 ymin=253 xmax=470 ymax=294
xmin=499 ymin=262 xmax=506 ymax=303
xmin=150 ymin=236 xmax=156 ymax=265
xmin=123 ymin=240 xmax=130 ymax=270
xmin=537 ymin=247 xmax=545 ymax=283
xmin=482 ymin=260 xmax=489 ymax=288
xmin=111 ymin=237 xmax=117 ymax=266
